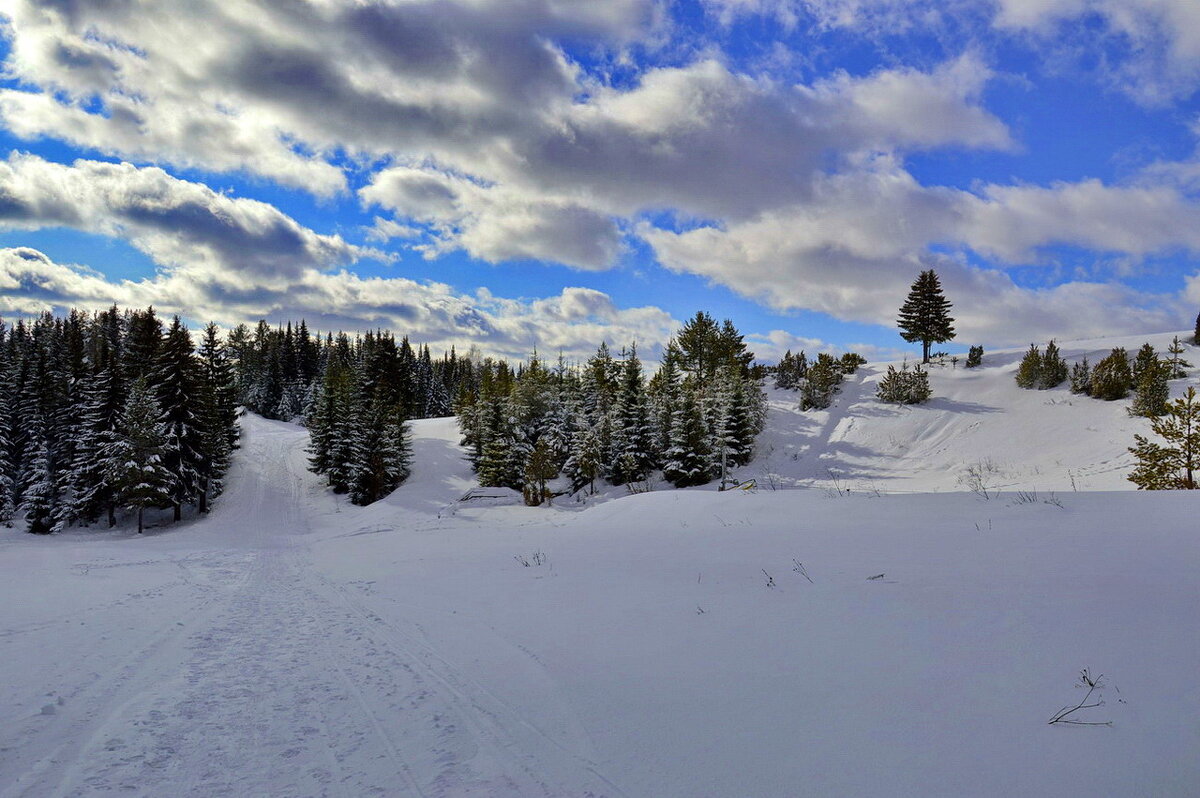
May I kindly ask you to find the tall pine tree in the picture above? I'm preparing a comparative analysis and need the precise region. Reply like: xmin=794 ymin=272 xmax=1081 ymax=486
xmin=897 ymin=270 xmax=956 ymax=364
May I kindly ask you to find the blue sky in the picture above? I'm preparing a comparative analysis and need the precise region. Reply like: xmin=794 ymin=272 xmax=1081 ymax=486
xmin=0 ymin=0 xmax=1198 ymax=364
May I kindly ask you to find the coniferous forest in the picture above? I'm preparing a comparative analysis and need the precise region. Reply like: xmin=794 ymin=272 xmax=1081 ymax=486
xmin=0 ymin=307 xmax=769 ymax=532
xmin=456 ymin=311 xmax=767 ymax=502
xmin=0 ymin=307 xmax=238 ymax=534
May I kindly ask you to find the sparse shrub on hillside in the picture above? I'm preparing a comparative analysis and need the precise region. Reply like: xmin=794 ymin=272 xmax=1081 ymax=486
xmin=1166 ymin=336 xmax=1191 ymax=379
xmin=1129 ymin=361 xmax=1170 ymax=418
xmin=1039 ymin=341 xmax=1068 ymax=389
xmin=965 ymin=345 xmax=983 ymax=368
xmin=1128 ymin=387 xmax=1199 ymax=490
xmin=839 ymin=352 xmax=867 ymax=374
xmin=800 ymin=354 xmax=843 ymax=410
xmin=958 ymin=459 xmax=1002 ymax=499
xmin=1069 ymin=358 xmax=1092 ymax=396
xmin=876 ymin=361 xmax=932 ymax=405
xmin=1015 ymin=345 xmax=1042 ymax=389
xmin=1090 ymin=348 xmax=1132 ymax=401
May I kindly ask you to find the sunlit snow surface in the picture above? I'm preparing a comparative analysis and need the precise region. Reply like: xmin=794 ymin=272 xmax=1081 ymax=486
xmin=2 ymin=333 xmax=1199 ymax=796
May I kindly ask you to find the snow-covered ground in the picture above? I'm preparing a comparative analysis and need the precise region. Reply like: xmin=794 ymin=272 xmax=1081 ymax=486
xmin=2 ymin=332 xmax=1199 ymax=796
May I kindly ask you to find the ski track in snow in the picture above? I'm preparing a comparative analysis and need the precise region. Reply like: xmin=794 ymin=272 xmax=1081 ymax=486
xmin=0 ymin=420 xmax=620 ymax=798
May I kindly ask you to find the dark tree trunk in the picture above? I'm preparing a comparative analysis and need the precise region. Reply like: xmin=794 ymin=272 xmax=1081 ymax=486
xmin=173 ymin=503 xmax=182 ymax=522
xmin=137 ymin=506 xmax=144 ymax=534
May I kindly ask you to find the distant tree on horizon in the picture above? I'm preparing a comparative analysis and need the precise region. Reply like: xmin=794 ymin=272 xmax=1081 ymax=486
xmin=897 ymin=270 xmax=955 ymax=364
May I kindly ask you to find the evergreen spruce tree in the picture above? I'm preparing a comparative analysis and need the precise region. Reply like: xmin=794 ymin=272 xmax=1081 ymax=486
xmin=69 ymin=366 xmax=118 ymax=526
xmin=107 ymin=376 xmax=172 ymax=534
xmin=648 ymin=342 xmax=684 ymax=461
xmin=1194 ymin=310 xmax=1200 ymax=346
xmin=664 ymin=387 xmax=713 ymax=488
xmin=1039 ymin=341 xmax=1068 ymax=389
xmin=564 ymin=411 xmax=603 ymax=494
xmin=0 ymin=330 xmax=17 ymax=525
xmin=155 ymin=317 xmax=204 ymax=521
xmin=196 ymin=322 xmax=237 ymax=511
xmin=20 ymin=435 xmax=61 ymax=534
xmin=581 ymin=343 xmax=618 ymax=422
xmin=541 ymin=389 xmax=576 ymax=475
xmin=965 ymin=345 xmax=983 ymax=368
xmin=477 ymin=397 xmax=522 ymax=490
xmin=609 ymin=345 xmax=654 ymax=485
xmin=1130 ymin=360 xmax=1170 ymax=418
xmin=348 ymin=400 xmax=412 ymax=506
xmin=1128 ymin=387 xmax=1199 ymax=490
xmin=522 ymin=437 xmax=557 ymax=506
xmin=1130 ymin=343 xmax=1159 ymax=388
xmin=1090 ymin=348 xmax=1132 ymax=401
xmin=308 ymin=334 xmax=357 ymax=492
xmin=1069 ymin=358 xmax=1092 ymax=396
xmin=728 ymin=370 xmax=763 ymax=466
xmin=0 ymin=406 xmax=13 ymax=526
xmin=1014 ymin=345 xmax=1041 ymax=389
xmin=897 ymin=270 xmax=956 ymax=364
xmin=122 ymin=307 xmax=162 ymax=384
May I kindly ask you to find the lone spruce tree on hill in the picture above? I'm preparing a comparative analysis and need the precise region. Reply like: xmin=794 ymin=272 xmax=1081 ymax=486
xmin=898 ymin=270 xmax=955 ymax=364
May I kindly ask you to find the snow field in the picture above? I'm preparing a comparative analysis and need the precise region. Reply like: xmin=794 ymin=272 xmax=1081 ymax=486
xmin=2 ymin=329 xmax=1199 ymax=796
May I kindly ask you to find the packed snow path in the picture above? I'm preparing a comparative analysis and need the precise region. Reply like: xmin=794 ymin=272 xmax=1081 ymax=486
xmin=0 ymin=418 xmax=619 ymax=797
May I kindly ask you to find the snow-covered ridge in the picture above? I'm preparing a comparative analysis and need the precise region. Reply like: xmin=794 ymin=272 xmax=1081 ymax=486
xmin=748 ymin=329 xmax=1199 ymax=496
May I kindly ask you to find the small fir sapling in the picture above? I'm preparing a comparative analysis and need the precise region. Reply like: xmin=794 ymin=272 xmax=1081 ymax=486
xmin=965 ymin=345 xmax=983 ymax=368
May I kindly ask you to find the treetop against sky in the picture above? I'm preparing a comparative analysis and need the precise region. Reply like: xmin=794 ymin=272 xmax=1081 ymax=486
xmin=0 ymin=0 xmax=1198 ymax=363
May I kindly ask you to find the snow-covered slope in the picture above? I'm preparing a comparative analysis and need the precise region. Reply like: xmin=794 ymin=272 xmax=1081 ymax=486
xmin=749 ymin=330 xmax=1200 ymax=494
xmin=2 ymin=331 xmax=1198 ymax=797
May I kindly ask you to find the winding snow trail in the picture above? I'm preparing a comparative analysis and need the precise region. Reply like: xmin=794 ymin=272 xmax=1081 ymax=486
xmin=0 ymin=418 xmax=620 ymax=798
